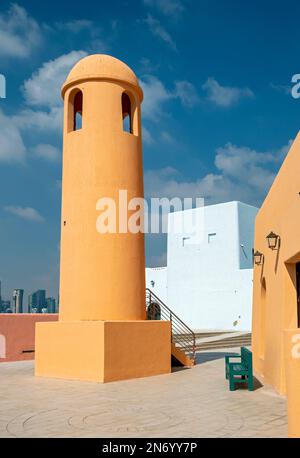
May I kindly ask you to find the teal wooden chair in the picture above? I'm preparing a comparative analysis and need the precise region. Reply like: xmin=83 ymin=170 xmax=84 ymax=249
xmin=225 ymin=347 xmax=254 ymax=391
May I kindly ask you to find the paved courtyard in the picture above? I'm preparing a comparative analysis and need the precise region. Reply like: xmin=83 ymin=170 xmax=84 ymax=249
xmin=0 ymin=348 xmax=287 ymax=438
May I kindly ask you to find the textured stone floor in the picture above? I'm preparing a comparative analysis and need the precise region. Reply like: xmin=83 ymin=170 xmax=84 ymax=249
xmin=0 ymin=348 xmax=287 ymax=438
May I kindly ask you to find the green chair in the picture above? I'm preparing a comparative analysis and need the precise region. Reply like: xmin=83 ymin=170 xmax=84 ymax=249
xmin=225 ymin=347 xmax=254 ymax=391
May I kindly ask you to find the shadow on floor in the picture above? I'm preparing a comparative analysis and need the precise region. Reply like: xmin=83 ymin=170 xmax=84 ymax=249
xmin=229 ymin=376 xmax=263 ymax=392
xmin=195 ymin=352 xmax=263 ymax=391
xmin=171 ymin=366 xmax=190 ymax=373
xmin=195 ymin=351 xmax=237 ymax=365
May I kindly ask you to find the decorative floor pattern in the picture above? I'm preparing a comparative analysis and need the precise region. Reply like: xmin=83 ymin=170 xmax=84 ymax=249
xmin=0 ymin=348 xmax=288 ymax=438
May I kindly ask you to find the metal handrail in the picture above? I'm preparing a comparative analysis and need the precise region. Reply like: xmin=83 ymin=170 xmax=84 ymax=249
xmin=146 ymin=289 xmax=194 ymax=334
xmin=145 ymin=288 xmax=196 ymax=363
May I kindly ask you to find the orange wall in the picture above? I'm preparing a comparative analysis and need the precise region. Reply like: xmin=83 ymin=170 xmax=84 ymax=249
xmin=35 ymin=55 xmax=170 ymax=384
xmin=59 ymin=79 xmax=145 ymax=322
xmin=0 ymin=314 xmax=58 ymax=362
xmin=252 ymin=132 xmax=300 ymax=394
xmin=35 ymin=320 xmax=171 ymax=382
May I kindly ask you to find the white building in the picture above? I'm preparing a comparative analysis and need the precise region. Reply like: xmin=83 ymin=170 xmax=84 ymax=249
xmin=146 ymin=201 xmax=258 ymax=331
xmin=145 ymin=267 xmax=167 ymax=303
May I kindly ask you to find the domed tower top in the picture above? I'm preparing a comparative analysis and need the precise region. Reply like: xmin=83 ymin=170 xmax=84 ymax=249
xmin=61 ymin=54 xmax=143 ymax=101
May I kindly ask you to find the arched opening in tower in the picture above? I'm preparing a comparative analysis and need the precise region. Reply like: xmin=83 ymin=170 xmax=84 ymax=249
xmin=73 ymin=90 xmax=83 ymax=131
xmin=122 ymin=92 xmax=132 ymax=134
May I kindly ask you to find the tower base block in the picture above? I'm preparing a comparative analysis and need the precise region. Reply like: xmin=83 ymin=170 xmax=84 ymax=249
xmin=35 ymin=320 xmax=171 ymax=382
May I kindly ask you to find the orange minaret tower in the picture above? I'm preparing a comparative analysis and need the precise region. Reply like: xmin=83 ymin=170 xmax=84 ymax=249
xmin=35 ymin=55 xmax=171 ymax=382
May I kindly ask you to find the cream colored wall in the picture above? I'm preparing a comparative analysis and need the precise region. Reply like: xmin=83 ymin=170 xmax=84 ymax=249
xmin=252 ymin=132 xmax=300 ymax=394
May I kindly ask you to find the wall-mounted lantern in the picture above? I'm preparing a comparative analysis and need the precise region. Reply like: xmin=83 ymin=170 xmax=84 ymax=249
xmin=266 ymin=231 xmax=280 ymax=250
xmin=253 ymin=250 xmax=264 ymax=265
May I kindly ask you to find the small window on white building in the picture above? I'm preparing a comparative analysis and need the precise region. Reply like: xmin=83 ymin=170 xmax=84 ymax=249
xmin=182 ymin=236 xmax=190 ymax=247
xmin=208 ymin=232 xmax=216 ymax=243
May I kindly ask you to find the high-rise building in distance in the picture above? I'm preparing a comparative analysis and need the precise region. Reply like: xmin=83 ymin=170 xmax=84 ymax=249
xmin=28 ymin=290 xmax=46 ymax=313
xmin=0 ymin=300 xmax=12 ymax=313
xmin=12 ymin=289 xmax=24 ymax=313
xmin=45 ymin=297 xmax=56 ymax=313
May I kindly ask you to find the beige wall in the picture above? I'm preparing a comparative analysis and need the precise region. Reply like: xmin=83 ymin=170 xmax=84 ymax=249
xmin=252 ymin=132 xmax=300 ymax=394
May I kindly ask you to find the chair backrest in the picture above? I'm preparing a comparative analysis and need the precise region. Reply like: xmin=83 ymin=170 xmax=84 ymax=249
xmin=241 ymin=347 xmax=252 ymax=370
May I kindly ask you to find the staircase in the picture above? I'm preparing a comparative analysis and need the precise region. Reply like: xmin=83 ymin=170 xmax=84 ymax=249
xmin=145 ymin=289 xmax=251 ymax=365
xmin=195 ymin=331 xmax=251 ymax=351
xmin=146 ymin=289 xmax=196 ymax=367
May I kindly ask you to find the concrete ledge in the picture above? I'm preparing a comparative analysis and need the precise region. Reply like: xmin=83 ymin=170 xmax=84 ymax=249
xmin=35 ymin=320 xmax=171 ymax=383
xmin=0 ymin=314 xmax=58 ymax=362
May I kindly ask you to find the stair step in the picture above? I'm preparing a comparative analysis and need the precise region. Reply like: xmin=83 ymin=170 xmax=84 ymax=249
xmin=176 ymin=331 xmax=232 ymax=339
xmin=146 ymin=289 xmax=247 ymax=364
xmin=196 ymin=340 xmax=251 ymax=350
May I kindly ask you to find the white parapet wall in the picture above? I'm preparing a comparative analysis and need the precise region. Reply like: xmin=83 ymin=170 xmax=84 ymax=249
xmin=146 ymin=201 xmax=258 ymax=332
xmin=145 ymin=267 xmax=167 ymax=303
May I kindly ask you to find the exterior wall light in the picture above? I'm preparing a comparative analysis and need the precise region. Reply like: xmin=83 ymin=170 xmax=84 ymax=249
xmin=253 ymin=250 xmax=264 ymax=265
xmin=266 ymin=231 xmax=280 ymax=250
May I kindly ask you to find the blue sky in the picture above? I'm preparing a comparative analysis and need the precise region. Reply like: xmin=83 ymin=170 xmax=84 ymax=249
xmin=0 ymin=0 xmax=300 ymax=301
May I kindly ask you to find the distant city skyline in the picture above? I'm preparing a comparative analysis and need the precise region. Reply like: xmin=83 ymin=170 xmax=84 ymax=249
xmin=0 ymin=280 xmax=57 ymax=313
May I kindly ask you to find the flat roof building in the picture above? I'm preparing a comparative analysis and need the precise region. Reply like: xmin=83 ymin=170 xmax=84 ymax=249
xmin=146 ymin=201 xmax=258 ymax=331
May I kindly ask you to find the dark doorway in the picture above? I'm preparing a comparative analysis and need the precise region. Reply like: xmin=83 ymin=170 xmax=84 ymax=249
xmin=147 ymin=302 xmax=161 ymax=320
xmin=296 ymin=262 xmax=300 ymax=327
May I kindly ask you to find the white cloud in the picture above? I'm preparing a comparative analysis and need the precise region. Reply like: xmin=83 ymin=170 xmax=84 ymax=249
xmin=270 ymin=82 xmax=292 ymax=96
xmin=174 ymin=80 xmax=199 ymax=107
xmin=31 ymin=144 xmax=60 ymax=162
xmin=202 ymin=77 xmax=254 ymax=107
xmin=13 ymin=107 xmax=63 ymax=132
xmin=0 ymin=51 xmax=80 ymax=165
xmin=144 ymin=14 xmax=176 ymax=50
xmin=54 ymin=19 xmax=93 ymax=33
xmin=4 ymin=206 xmax=45 ymax=222
xmin=143 ymin=0 xmax=184 ymax=17
xmin=141 ymin=76 xmax=198 ymax=120
xmin=0 ymin=4 xmax=42 ymax=58
xmin=15 ymin=51 xmax=87 ymax=136
xmin=52 ymin=19 xmax=108 ymax=53
xmin=0 ymin=110 xmax=26 ymax=163
xmin=140 ymin=57 xmax=160 ymax=74
xmin=22 ymin=50 xmax=87 ymax=108
xmin=143 ymin=126 xmax=155 ymax=145
xmin=144 ymin=140 xmax=292 ymax=206
xmin=140 ymin=76 xmax=173 ymax=120
xmin=214 ymin=143 xmax=276 ymax=196
xmin=161 ymin=131 xmax=175 ymax=143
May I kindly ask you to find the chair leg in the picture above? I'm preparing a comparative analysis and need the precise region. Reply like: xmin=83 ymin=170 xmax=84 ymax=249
xmin=248 ymin=375 xmax=254 ymax=391
xmin=229 ymin=372 xmax=235 ymax=391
